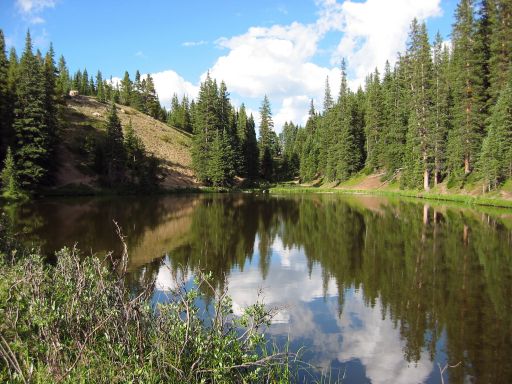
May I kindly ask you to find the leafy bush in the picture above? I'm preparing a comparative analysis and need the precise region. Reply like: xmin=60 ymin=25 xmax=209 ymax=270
xmin=0 ymin=221 xmax=292 ymax=383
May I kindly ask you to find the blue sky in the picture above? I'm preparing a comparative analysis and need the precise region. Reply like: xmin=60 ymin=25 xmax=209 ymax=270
xmin=1 ymin=0 xmax=457 ymax=131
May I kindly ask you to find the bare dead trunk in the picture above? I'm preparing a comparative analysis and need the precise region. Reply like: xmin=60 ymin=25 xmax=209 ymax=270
xmin=464 ymin=156 xmax=470 ymax=174
xmin=423 ymin=168 xmax=430 ymax=191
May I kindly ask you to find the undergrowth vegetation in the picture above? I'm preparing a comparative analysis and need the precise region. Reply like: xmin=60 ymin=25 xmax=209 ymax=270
xmin=0 ymin=218 xmax=294 ymax=383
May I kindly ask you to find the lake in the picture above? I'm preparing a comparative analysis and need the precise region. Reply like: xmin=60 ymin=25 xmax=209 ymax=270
xmin=7 ymin=193 xmax=512 ymax=383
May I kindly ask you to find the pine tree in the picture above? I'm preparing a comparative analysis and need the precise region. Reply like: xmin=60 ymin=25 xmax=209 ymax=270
xmin=192 ymin=72 xmax=220 ymax=182
xmin=89 ymin=75 xmax=95 ymax=95
xmin=143 ymin=74 xmax=160 ymax=119
xmin=300 ymin=100 xmax=320 ymax=181
xmin=1 ymin=147 xmax=21 ymax=199
xmin=448 ymin=0 xmax=486 ymax=178
xmin=208 ymin=130 xmax=234 ymax=186
xmin=167 ymin=93 xmax=182 ymax=128
xmin=81 ymin=68 xmax=89 ymax=95
xmin=72 ymin=69 xmax=81 ymax=92
xmin=55 ymin=55 xmax=69 ymax=99
xmin=245 ymin=113 xmax=259 ymax=180
xmin=124 ymin=119 xmax=144 ymax=183
xmin=43 ymin=43 xmax=58 ymax=176
xmin=131 ymin=70 xmax=143 ymax=110
xmin=0 ymin=30 xmax=10 ymax=158
xmin=12 ymin=31 xmax=51 ymax=191
xmin=402 ymin=20 xmax=434 ymax=190
xmin=280 ymin=121 xmax=300 ymax=179
xmin=382 ymin=55 xmax=409 ymax=177
xmin=364 ymin=68 xmax=385 ymax=171
xmin=323 ymin=76 xmax=334 ymax=113
xmin=120 ymin=71 xmax=132 ymax=106
xmin=181 ymin=96 xmax=192 ymax=132
xmin=259 ymin=95 xmax=274 ymax=180
xmin=489 ymin=0 xmax=512 ymax=103
xmin=432 ymin=33 xmax=453 ymax=186
xmin=104 ymin=103 xmax=125 ymax=185
xmin=479 ymin=73 xmax=512 ymax=189
xmin=96 ymin=71 xmax=105 ymax=102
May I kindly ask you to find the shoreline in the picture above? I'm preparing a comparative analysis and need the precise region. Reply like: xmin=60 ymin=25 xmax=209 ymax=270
xmin=268 ymin=186 xmax=512 ymax=209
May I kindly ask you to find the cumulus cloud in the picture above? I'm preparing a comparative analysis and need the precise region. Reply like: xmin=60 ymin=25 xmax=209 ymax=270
xmin=16 ymin=0 xmax=57 ymax=25
xmin=273 ymin=96 xmax=312 ymax=129
xmin=203 ymin=0 xmax=441 ymax=131
xmin=332 ymin=0 xmax=442 ymax=85
xmin=337 ymin=290 xmax=433 ymax=384
xmin=16 ymin=0 xmax=56 ymax=13
xmin=146 ymin=70 xmax=199 ymax=109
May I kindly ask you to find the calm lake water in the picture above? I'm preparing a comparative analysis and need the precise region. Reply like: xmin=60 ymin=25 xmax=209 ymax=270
xmin=7 ymin=193 xmax=512 ymax=383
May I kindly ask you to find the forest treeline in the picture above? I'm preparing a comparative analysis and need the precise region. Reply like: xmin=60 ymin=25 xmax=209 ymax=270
xmin=1 ymin=0 xmax=511 ymax=194
xmin=283 ymin=0 xmax=512 ymax=191
xmin=180 ymin=0 xmax=512 ymax=190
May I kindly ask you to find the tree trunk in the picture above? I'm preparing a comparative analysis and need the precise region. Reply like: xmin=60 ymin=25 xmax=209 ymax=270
xmin=464 ymin=155 xmax=470 ymax=174
xmin=423 ymin=168 xmax=430 ymax=191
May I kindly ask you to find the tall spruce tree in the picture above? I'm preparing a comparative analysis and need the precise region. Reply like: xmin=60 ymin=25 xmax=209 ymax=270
xmin=167 ymin=93 xmax=182 ymax=128
xmin=245 ymin=113 xmax=259 ymax=180
xmin=402 ymin=20 xmax=434 ymax=190
xmin=0 ymin=30 xmax=10 ymax=158
xmin=364 ymin=68 xmax=385 ymax=171
xmin=300 ymin=100 xmax=320 ymax=181
xmin=259 ymin=95 xmax=274 ymax=181
xmin=448 ymin=0 xmax=486 ymax=178
xmin=142 ymin=74 xmax=160 ymax=119
xmin=432 ymin=33 xmax=453 ymax=186
xmin=489 ymin=0 xmax=512 ymax=103
xmin=55 ymin=55 xmax=70 ymax=99
xmin=43 ymin=44 xmax=58 ymax=176
xmin=12 ymin=31 xmax=52 ymax=191
xmin=479 ymin=73 xmax=512 ymax=189
xmin=323 ymin=76 xmax=334 ymax=113
xmin=96 ymin=71 xmax=105 ymax=102
xmin=120 ymin=71 xmax=132 ymax=106
xmin=131 ymin=70 xmax=143 ymax=110
xmin=1 ymin=147 xmax=21 ymax=199
xmin=104 ymin=103 xmax=125 ymax=185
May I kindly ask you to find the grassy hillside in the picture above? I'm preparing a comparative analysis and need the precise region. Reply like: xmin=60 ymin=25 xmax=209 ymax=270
xmin=272 ymin=173 xmax=512 ymax=209
xmin=55 ymin=96 xmax=196 ymax=191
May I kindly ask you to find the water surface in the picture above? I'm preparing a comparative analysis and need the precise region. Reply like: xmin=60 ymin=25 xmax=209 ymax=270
xmin=8 ymin=193 xmax=512 ymax=383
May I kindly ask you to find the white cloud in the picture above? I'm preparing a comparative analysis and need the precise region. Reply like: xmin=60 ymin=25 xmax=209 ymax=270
xmin=273 ymin=95 xmax=311 ymax=129
xmin=182 ymin=40 xmax=208 ymax=47
xmin=147 ymin=70 xmax=199 ymax=109
xmin=135 ymin=51 xmax=147 ymax=58
xmin=337 ymin=290 xmax=433 ymax=384
xmin=332 ymin=0 xmax=442 ymax=85
xmin=16 ymin=0 xmax=55 ymax=13
xmin=202 ymin=0 xmax=442 ymax=132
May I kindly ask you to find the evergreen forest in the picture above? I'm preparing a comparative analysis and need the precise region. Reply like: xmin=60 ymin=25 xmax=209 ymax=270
xmin=1 ymin=0 xmax=512 ymax=194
